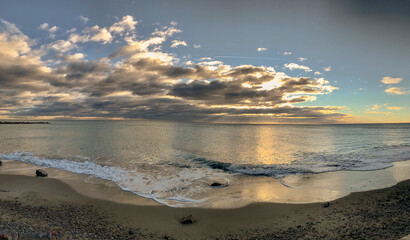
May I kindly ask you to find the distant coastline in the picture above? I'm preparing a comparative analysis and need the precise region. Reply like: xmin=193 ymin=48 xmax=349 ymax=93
xmin=0 ymin=121 xmax=50 ymax=124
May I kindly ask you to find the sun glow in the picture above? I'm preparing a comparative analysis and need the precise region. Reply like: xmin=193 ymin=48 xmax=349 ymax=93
xmin=260 ymin=79 xmax=282 ymax=90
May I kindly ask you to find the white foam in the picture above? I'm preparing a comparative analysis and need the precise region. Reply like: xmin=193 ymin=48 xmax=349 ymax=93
xmin=0 ymin=152 xmax=232 ymax=207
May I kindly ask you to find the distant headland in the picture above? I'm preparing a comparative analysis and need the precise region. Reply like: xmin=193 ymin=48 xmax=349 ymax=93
xmin=0 ymin=121 xmax=50 ymax=124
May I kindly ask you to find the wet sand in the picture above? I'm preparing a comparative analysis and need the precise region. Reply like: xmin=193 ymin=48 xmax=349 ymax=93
xmin=0 ymin=164 xmax=409 ymax=239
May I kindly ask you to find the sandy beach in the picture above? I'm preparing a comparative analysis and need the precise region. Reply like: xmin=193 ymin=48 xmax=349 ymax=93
xmin=0 ymin=162 xmax=409 ymax=239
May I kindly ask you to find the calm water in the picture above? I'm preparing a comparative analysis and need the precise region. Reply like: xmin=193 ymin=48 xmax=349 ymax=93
xmin=1 ymin=121 xmax=409 ymax=206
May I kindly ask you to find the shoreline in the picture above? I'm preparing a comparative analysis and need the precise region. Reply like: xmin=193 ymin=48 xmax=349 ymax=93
xmin=0 ymin=159 xmax=409 ymax=208
xmin=0 ymin=162 xmax=409 ymax=239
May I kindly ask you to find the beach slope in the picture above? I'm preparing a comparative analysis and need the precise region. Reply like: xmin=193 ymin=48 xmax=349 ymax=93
xmin=0 ymin=173 xmax=409 ymax=239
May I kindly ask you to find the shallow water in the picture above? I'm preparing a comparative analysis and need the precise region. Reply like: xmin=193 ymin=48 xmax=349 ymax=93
xmin=0 ymin=121 xmax=409 ymax=206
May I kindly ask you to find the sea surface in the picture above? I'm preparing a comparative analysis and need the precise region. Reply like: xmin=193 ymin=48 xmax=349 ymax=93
xmin=1 ymin=121 xmax=409 ymax=206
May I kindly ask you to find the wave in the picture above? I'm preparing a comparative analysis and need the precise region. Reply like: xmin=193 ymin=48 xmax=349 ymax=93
xmin=0 ymin=152 xmax=231 ymax=207
xmin=191 ymin=157 xmax=314 ymax=177
xmin=184 ymin=144 xmax=410 ymax=178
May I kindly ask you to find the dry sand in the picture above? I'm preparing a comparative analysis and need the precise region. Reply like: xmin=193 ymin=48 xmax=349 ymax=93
xmin=0 ymin=165 xmax=409 ymax=239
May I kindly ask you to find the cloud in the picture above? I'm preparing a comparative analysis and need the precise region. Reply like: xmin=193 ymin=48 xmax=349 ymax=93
xmin=168 ymin=66 xmax=336 ymax=107
xmin=49 ymin=39 xmax=78 ymax=52
xmin=78 ymin=16 xmax=89 ymax=25
xmin=387 ymin=106 xmax=403 ymax=110
xmin=283 ymin=51 xmax=292 ymax=55
xmin=152 ymin=26 xmax=182 ymax=38
xmin=257 ymin=47 xmax=267 ymax=52
xmin=314 ymin=71 xmax=321 ymax=75
xmin=0 ymin=19 xmax=25 ymax=36
xmin=298 ymin=57 xmax=307 ymax=62
xmin=109 ymin=15 xmax=138 ymax=35
xmin=87 ymin=25 xmax=112 ymax=44
xmin=193 ymin=44 xmax=201 ymax=48
xmin=56 ymin=53 xmax=85 ymax=62
xmin=46 ymin=25 xmax=117 ymax=53
xmin=49 ymin=26 xmax=57 ymax=33
xmin=108 ymin=25 xmax=182 ymax=58
xmin=0 ymin=20 xmax=64 ymax=112
xmin=66 ymin=28 xmax=76 ymax=34
xmin=38 ymin=22 xmax=58 ymax=38
xmin=39 ymin=23 xmax=49 ymax=30
xmin=283 ymin=63 xmax=312 ymax=72
xmin=365 ymin=111 xmax=392 ymax=115
xmin=323 ymin=66 xmax=332 ymax=72
xmin=370 ymin=104 xmax=380 ymax=110
xmin=170 ymin=40 xmax=187 ymax=48
xmin=381 ymin=76 xmax=403 ymax=84
xmin=365 ymin=104 xmax=391 ymax=115
xmin=108 ymin=36 xmax=168 ymax=59
xmin=381 ymin=77 xmax=406 ymax=95
xmin=385 ymin=87 xmax=409 ymax=95
xmin=0 ymin=17 xmax=348 ymax=123
xmin=365 ymin=103 xmax=403 ymax=115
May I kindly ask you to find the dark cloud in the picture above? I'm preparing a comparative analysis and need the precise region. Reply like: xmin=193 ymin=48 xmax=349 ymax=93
xmin=14 ymin=95 xmax=346 ymax=123
xmin=51 ymin=59 xmax=110 ymax=87
xmin=169 ymin=80 xmax=278 ymax=105
xmin=168 ymin=76 xmax=331 ymax=106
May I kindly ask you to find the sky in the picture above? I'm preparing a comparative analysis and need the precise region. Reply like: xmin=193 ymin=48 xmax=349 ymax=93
xmin=0 ymin=0 xmax=409 ymax=123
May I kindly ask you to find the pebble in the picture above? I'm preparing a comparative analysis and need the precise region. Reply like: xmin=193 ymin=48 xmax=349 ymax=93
xmin=180 ymin=214 xmax=195 ymax=224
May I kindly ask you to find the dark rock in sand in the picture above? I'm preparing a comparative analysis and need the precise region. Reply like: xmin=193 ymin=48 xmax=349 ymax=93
xmin=0 ymin=160 xmax=2 ymax=166
xmin=323 ymin=202 xmax=330 ymax=208
xmin=211 ymin=182 xmax=223 ymax=187
xmin=36 ymin=169 xmax=48 ymax=177
xmin=180 ymin=214 xmax=195 ymax=224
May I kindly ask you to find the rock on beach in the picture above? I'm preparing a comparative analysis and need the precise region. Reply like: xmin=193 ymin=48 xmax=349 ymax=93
xmin=180 ymin=214 xmax=195 ymax=224
xmin=35 ymin=169 xmax=48 ymax=177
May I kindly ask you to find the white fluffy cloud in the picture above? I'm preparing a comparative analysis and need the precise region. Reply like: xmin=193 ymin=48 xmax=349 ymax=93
xmin=257 ymin=47 xmax=267 ymax=52
xmin=47 ymin=24 xmax=114 ymax=52
xmin=170 ymin=40 xmax=187 ymax=48
xmin=284 ymin=63 xmax=312 ymax=72
xmin=49 ymin=39 xmax=77 ymax=52
xmin=109 ymin=15 xmax=138 ymax=35
xmin=323 ymin=66 xmax=332 ymax=72
xmin=39 ymin=23 xmax=49 ymax=30
xmin=88 ymin=26 xmax=112 ymax=44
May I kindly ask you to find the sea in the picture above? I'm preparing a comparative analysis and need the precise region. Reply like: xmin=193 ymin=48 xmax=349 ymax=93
xmin=1 ymin=121 xmax=409 ymax=207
